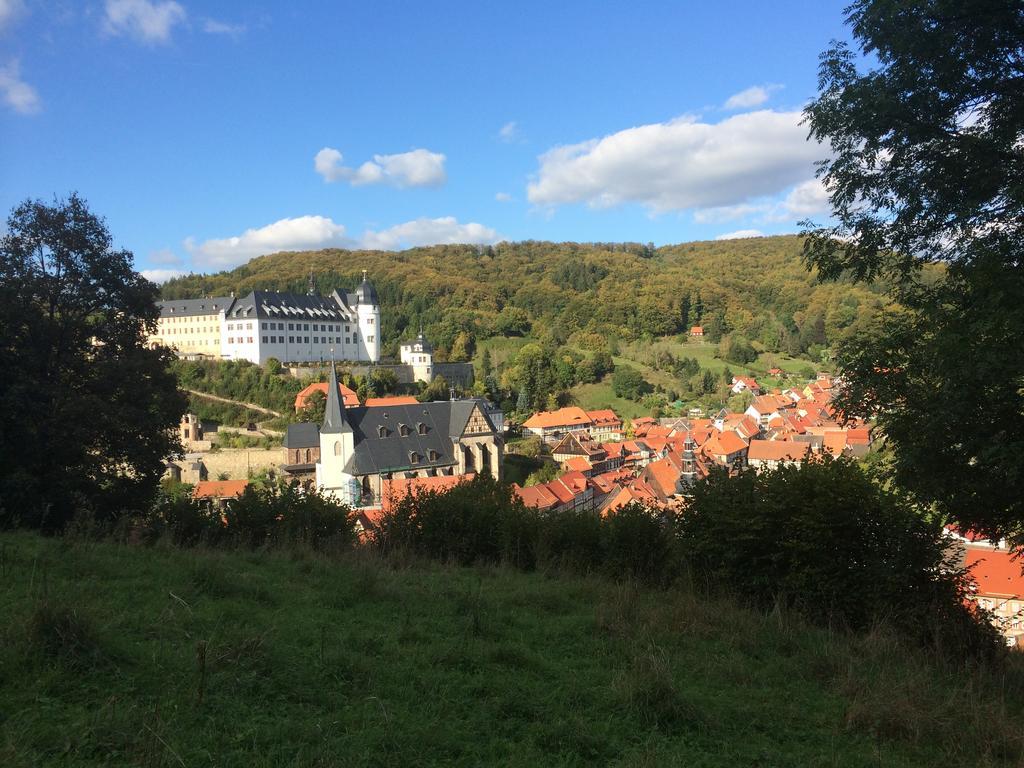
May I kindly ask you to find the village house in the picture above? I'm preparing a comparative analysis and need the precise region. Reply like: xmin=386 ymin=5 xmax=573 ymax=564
xmin=192 ymin=479 xmax=250 ymax=508
xmin=730 ymin=376 xmax=761 ymax=396
xmin=702 ymin=430 xmax=748 ymax=469
xmin=689 ymin=326 xmax=704 ymax=337
xmin=523 ymin=407 xmax=623 ymax=443
xmin=746 ymin=440 xmax=810 ymax=472
xmin=282 ymin=422 xmax=320 ymax=486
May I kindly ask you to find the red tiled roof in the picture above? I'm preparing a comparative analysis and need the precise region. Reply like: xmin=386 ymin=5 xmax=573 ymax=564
xmin=690 ymin=326 xmax=704 ymax=334
xmin=704 ymin=430 xmax=747 ymax=457
xmin=295 ymin=381 xmax=360 ymax=411
xmin=523 ymin=406 xmax=591 ymax=429
xmin=515 ymin=484 xmax=558 ymax=510
xmin=822 ymin=430 xmax=848 ymax=456
xmin=563 ymin=456 xmax=594 ymax=473
xmin=847 ymin=427 xmax=872 ymax=446
xmin=193 ymin=480 xmax=249 ymax=499
xmin=365 ymin=395 xmax=420 ymax=407
xmin=381 ymin=474 xmax=474 ymax=513
xmin=747 ymin=440 xmax=809 ymax=462
xmin=586 ymin=409 xmax=622 ymax=426
xmin=967 ymin=548 xmax=1024 ymax=599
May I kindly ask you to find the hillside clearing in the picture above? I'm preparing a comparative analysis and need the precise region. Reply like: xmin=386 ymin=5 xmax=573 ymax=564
xmin=2 ymin=532 xmax=1021 ymax=766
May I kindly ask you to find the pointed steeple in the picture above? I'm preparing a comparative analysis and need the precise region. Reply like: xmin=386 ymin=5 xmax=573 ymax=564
xmin=307 ymin=269 xmax=316 ymax=296
xmin=321 ymin=358 xmax=350 ymax=434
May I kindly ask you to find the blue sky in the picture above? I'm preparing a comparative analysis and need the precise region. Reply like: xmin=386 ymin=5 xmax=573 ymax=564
xmin=0 ymin=1 xmax=849 ymax=281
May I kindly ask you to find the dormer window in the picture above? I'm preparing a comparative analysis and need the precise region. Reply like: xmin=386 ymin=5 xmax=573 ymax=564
xmin=377 ymin=425 xmax=390 ymax=438
xmin=399 ymin=423 xmax=411 ymax=437
xmin=409 ymin=451 xmax=420 ymax=465
xmin=417 ymin=422 xmax=427 ymax=435
xmin=428 ymin=449 xmax=439 ymax=461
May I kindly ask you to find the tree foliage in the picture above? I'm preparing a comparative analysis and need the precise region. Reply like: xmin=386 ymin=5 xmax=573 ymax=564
xmin=682 ymin=459 xmax=999 ymax=656
xmin=803 ymin=0 xmax=1024 ymax=540
xmin=0 ymin=194 xmax=186 ymax=531
xmin=158 ymin=237 xmax=888 ymax=362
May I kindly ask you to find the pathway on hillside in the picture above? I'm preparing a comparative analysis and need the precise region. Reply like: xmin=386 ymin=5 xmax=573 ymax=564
xmin=183 ymin=389 xmax=283 ymax=418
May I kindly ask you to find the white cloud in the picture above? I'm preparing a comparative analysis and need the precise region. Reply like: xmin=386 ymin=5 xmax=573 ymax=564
xmin=498 ymin=121 xmax=520 ymax=143
xmin=185 ymin=215 xmax=350 ymax=270
xmin=715 ymin=229 xmax=764 ymax=240
xmin=693 ymin=203 xmax=769 ymax=224
xmin=0 ymin=0 xmax=26 ymax=32
xmin=527 ymin=110 xmax=822 ymax=214
xmin=314 ymin=147 xmax=447 ymax=188
xmin=777 ymin=178 xmax=831 ymax=219
xmin=359 ymin=217 xmax=500 ymax=250
xmin=104 ymin=0 xmax=186 ymax=44
xmin=723 ymin=84 xmax=782 ymax=110
xmin=495 ymin=192 xmax=512 ymax=202
xmin=202 ymin=18 xmax=245 ymax=38
xmin=0 ymin=59 xmax=40 ymax=114
xmin=141 ymin=268 xmax=187 ymax=283
xmin=184 ymin=215 xmax=499 ymax=270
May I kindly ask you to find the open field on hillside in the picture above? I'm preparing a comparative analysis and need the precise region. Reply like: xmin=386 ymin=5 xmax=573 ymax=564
xmin=3 ymin=532 xmax=1022 ymax=767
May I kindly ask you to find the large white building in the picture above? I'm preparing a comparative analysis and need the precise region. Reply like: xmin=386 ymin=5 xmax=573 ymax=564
xmin=153 ymin=272 xmax=381 ymax=366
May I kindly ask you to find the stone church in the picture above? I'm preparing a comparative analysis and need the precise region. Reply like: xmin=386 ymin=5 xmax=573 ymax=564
xmin=315 ymin=362 xmax=503 ymax=507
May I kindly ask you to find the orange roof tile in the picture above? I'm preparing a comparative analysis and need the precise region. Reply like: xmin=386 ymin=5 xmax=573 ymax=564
xmin=365 ymin=395 xmax=420 ymax=407
xmin=747 ymin=440 xmax=809 ymax=462
xmin=295 ymin=381 xmax=360 ymax=410
xmin=967 ymin=548 xmax=1024 ymax=599
xmin=563 ymin=456 xmax=594 ymax=473
xmin=523 ymin=406 xmax=592 ymax=429
xmin=705 ymin=430 xmax=747 ymax=456
xmin=193 ymin=480 xmax=250 ymax=499
xmin=822 ymin=430 xmax=848 ymax=456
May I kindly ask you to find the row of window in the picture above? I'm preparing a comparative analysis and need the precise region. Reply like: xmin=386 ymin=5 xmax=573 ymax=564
xmin=231 ymin=321 xmax=355 ymax=333
xmin=165 ymin=327 xmax=216 ymax=335
xmin=377 ymin=422 xmax=429 ymax=438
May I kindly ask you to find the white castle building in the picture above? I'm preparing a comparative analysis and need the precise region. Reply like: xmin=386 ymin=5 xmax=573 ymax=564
xmin=153 ymin=271 xmax=381 ymax=366
xmin=399 ymin=328 xmax=434 ymax=383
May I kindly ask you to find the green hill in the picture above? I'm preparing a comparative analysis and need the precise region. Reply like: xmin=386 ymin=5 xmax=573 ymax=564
xmin=2 ymin=531 xmax=1020 ymax=767
xmin=158 ymin=237 xmax=890 ymax=361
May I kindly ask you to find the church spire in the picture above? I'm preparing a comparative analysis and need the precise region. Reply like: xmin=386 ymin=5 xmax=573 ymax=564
xmin=307 ymin=269 xmax=316 ymax=296
xmin=321 ymin=355 xmax=350 ymax=434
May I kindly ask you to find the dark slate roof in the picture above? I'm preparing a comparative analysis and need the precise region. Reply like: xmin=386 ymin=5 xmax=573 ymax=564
xmin=226 ymin=290 xmax=357 ymax=322
xmin=321 ymin=363 xmax=351 ymax=435
xmin=403 ymin=332 xmax=434 ymax=354
xmin=285 ymin=422 xmax=320 ymax=449
xmin=357 ymin=274 xmax=379 ymax=306
xmin=157 ymin=296 xmax=235 ymax=318
xmin=341 ymin=399 xmax=496 ymax=475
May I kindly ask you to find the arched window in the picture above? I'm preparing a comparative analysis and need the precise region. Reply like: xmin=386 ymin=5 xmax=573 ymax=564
xmin=305 ymin=448 xmax=311 ymax=463
xmin=417 ymin=422 xmax=427 ymax=435
xmin=334 ymin=441 xmax=342 ymax=456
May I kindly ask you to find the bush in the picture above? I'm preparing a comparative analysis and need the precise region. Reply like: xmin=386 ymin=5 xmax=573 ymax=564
xmin=612 ymin=366 xmax=653 ymax=400
xmin=141 ymin=481 xmax=356 ymax=552
xmin=680 ymin=458 xmax=1000 ymax=657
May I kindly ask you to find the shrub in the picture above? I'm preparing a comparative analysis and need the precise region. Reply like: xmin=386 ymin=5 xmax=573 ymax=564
xmin=680 ymin=458 xmax=1000 ymax=657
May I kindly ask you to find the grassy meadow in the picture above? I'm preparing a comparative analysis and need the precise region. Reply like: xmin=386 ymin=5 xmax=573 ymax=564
xmin=2 ymin=531 xmax=1023 ymax=766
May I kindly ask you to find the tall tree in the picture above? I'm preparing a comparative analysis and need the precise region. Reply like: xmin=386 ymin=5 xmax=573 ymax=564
xmin=0 ymin=194 xmax=186 ymax=531
xmin=803 ymin=1 xmax=1024 ymax=540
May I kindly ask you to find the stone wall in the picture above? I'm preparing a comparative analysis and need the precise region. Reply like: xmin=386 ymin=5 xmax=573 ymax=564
xmin=198 ymin=448 xmax=284 ymax=480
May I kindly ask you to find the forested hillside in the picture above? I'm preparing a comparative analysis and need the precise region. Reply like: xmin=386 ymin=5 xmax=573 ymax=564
xmin=160 ymin=236 xmax=890 ymax=361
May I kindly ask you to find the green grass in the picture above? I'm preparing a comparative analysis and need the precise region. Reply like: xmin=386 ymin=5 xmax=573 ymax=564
xmin=572 ymin=380 xmax=650 ymax=420
xmin=3 ymin=531 xmax=1022 ymax=767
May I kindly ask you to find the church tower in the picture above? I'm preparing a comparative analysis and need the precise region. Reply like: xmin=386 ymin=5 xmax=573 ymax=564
xmin=316 ymin=361 xmax=358 ymax=504
xmin=355 ymin=269 xmax=381 ymax=363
